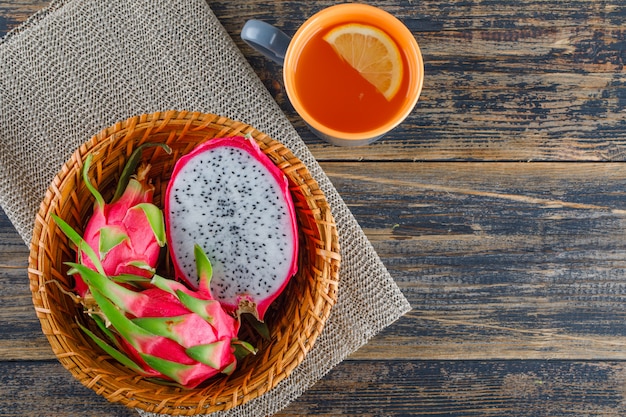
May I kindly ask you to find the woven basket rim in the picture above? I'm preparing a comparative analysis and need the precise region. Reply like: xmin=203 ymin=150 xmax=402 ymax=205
xmin=28 ymin=110 xmax=340 ymax=415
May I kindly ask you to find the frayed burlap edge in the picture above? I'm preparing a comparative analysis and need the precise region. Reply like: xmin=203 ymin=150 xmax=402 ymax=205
xmin=0 ymin=1 xmax=411 ymax=415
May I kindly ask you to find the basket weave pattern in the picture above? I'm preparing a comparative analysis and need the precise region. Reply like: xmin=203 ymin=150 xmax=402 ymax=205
xmin=28 ymin=110 xmax=341 ymax=415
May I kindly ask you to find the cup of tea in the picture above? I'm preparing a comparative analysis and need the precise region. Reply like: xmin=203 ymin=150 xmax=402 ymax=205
xmin=241 ymin=3 xmax=424 ymax=146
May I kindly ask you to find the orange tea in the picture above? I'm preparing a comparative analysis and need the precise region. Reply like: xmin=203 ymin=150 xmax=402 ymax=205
xmin=280 ymin=3 xmax=424 ymax=145
xmin=292 ymin=23 xmax=410 ymax=134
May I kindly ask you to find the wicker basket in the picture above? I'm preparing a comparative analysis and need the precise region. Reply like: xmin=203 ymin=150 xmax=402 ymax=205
xmin=28 ymin=110 xmax=341 ymax=415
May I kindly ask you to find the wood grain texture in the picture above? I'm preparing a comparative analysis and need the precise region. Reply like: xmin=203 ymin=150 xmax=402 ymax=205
xmin=0 ymin=1 xmax=48 ymax=35
xmin=4 ymin=359 xmax=626 ymax=417
xmin=323 ymin=162 xmax=626 ymax=360
xmin=210 ymin=0 xmax=626 ymax=162
xmin=2 ymin=0 xmax=626 ymax=416
xmin=6 ymin=162 xmax=626 ymax=362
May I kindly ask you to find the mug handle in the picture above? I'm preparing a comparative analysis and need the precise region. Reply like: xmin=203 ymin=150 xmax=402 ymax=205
xmin=241 ymin=20 xmax=291 ymax=66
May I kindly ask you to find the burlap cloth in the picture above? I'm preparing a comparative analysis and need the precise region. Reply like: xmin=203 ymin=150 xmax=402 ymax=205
xmin=0 ymin=0 xmax=411 ymax=415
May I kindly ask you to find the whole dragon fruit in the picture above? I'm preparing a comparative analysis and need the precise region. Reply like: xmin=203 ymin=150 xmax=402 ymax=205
xmin=67 ymin=244 xmax=254 ymax=388
xmin=165 ymin=136 xmax=299 ymax=321
xmin=73 ymin=143 xmax=170 ymax=297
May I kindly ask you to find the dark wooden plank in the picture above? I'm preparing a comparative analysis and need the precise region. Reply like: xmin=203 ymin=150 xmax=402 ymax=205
xmin=280 ymin=360 xmax=626 ymax=416
xmin=0 ymin=0 xmax=49 ymax=35
xmin=321 ymin=161 xmax=626 ymax=360
xmin=0 ymin=208 xmax=51 ymax=361
xmin=4 ymin=359 xmax=626 ymax=417
xmin=6 ymin=162 xmax=626 ymax=361
xmin=209 ymin=0 xmax=626 ymax=162
xmin=2 ymin=1 xmax=626 ymax=161
xmin=0 ymin=360 xmax=136 ymax=417
xmin=1 ymin=1 xmax=626 ymax=416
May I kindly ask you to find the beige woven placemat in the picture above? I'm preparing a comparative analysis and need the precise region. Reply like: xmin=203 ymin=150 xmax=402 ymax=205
xmin=0 ymin=0 xmax=411 ymax=415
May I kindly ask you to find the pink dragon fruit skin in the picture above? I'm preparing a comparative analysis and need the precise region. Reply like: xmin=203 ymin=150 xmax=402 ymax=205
xmin=75 ymin=148 xmax=167 ymax=297
xmin=69 ymin=245 xmax=251 ymax=388
xmin=53 ymin=143 xmax=253 ymax=388
xmin=165 ymin=136 xmax=299 ymax=321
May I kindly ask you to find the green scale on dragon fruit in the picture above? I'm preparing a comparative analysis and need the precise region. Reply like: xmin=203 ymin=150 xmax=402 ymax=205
xmin=74 ymin=143 xmax=171 ymax=297
xmin=59 ymin=238 xmax=255 ymax=388
xmin=165 ymin=136 xmax=299 ymax=322
xmin=52 ymin=142 xmax=255 ymax=388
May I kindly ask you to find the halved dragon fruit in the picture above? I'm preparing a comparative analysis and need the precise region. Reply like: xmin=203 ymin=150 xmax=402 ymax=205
xmin=165 ymin=136 xmax=299 ymax=321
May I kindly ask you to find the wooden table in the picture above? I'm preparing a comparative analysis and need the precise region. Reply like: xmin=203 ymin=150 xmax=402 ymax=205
xmin=3 ymin=1 xmax=626 ymax=415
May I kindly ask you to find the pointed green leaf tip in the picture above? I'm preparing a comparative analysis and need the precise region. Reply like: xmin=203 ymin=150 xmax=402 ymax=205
xmin=132 ymin=316 xmax=188 ymax=346
xmin=139 ymin=353 xmax=200 ymax=386
xmin=186 ymin=340 xmax=230 ymax=369
xmin=86 ymin=281 xmax=155 ymax=350
xmin=91 ymin=314 xmax=117 ymax=343
xmin=120 ymin=261 xmax=155 ymax=273
xmin=150 ymin=273 xmax=188 ymax=295
xmin=66 ymin=262 xmax=147 ymax=318
xmin=78 ymin=322 xmax=148 ymax=375
xmin=174 ymin=290 xmax=218 ymax=325
xmin=98 ymin=226 xmax=129 ymax=259
xmin=221 ymin=361 xmax=236 ymax=376
xmin=111 ymin=142 xmax=172 ymax=203
xmin=82 ymin=153 xmax=105 ymax=208
xmin=194 ymin=243 xmax=213 ymax=287
xmin=233 ymin=339 xmax=257 ymax=360
xmin=134 ymin=203 xmax=167 ymax=247
xmin=193 ymin=243 xmax=216 ymax=297
xmin=52 ymin=214 xmax=105 ymax=276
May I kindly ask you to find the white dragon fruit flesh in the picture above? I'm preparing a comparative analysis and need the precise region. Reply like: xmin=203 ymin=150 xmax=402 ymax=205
xmin=165 ymin=136 xmax=299 ymax=321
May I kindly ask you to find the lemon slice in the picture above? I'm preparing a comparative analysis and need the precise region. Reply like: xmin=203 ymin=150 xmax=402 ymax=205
xmin=323 ymin=23 xmax=403 ymax=100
